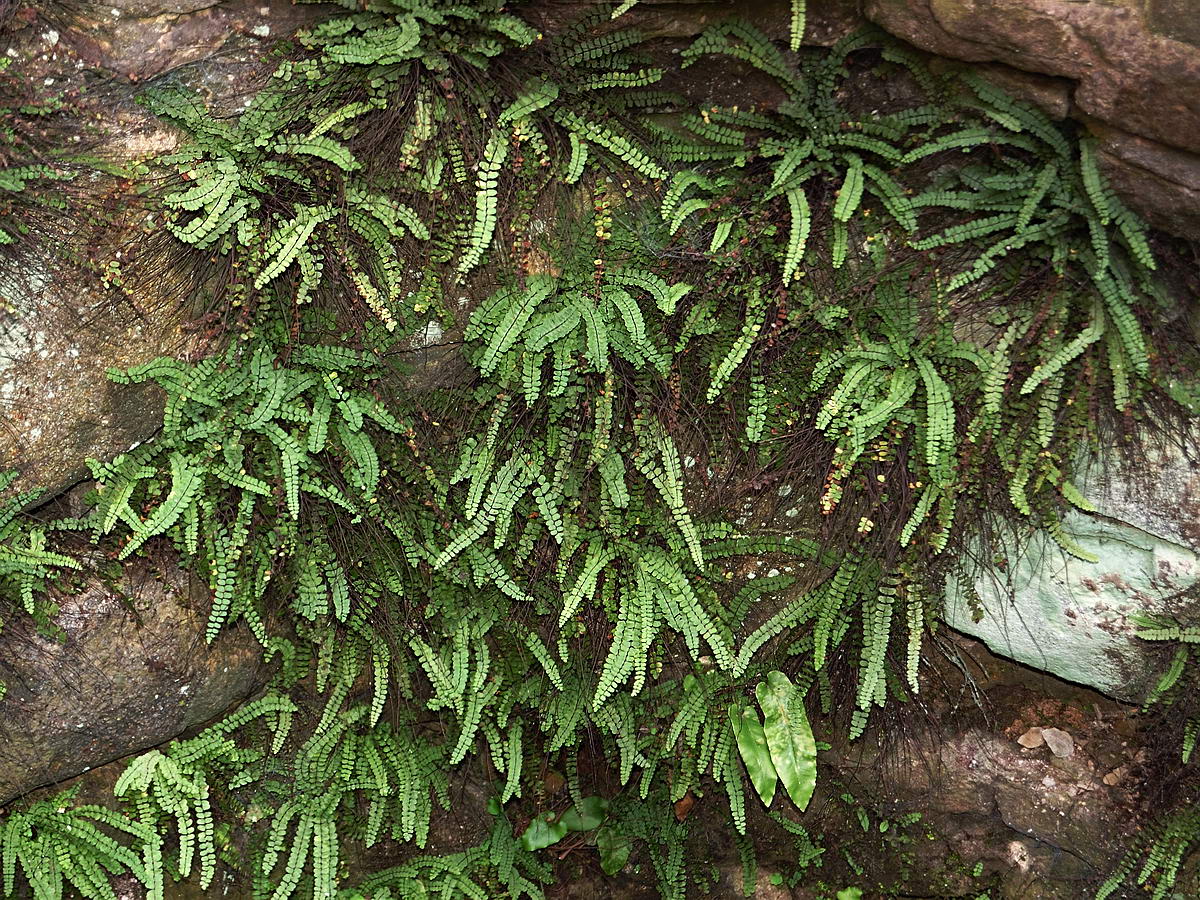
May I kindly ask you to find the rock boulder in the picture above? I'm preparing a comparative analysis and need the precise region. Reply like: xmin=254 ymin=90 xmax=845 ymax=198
xmin=864 ymin=0 xmax=1200 ymax=239
xmin=0 ymin=553 xmax=269 ymax=806
xmin=945 ymin=438 xmax=1200 ymax=702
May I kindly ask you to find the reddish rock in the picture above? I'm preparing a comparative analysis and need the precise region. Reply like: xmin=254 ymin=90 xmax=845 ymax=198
xmin=865 ymin=0 xmax=1200 ymax=153
xmin=60 ymin=0 xmax=325 ymax=82
xmin=1092 ymin=122 xmax=1200 ymax=240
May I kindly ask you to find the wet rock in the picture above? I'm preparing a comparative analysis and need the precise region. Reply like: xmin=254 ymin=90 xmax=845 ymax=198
xmin=1078 ymin=431 xmax=1200 ymax=554
xmin=750 ymin=870 xmax=792 ymax=899
xmin=0 ymin=13 xmax=213 ymax=499
xmin=0 ymin=266 xmax=199 ymax=498
xmin=1092 ymin=121 xmax=1200 ymax=240
xmin=921 ymin=736 xmax=1119 ymax=878
xmin=828 ymin=639 xmax=1143 ymax=899
xmin=945 ymin=512 xmax=1198 ymax=702
xmin=0 ymin=553 xmax=269 ymax=806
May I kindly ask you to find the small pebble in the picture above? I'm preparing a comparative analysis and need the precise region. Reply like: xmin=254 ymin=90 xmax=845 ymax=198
xmin=1041 ymin=727 xmax=1075 ymax=758
xmin=1017 ymin=727 xmax=1044 ymax=749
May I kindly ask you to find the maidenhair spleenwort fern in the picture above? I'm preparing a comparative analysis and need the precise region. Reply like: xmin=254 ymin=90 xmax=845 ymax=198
xmin=1096 ymin=801 xmax=1200 ymax=900
xmin=0 ymin=788 xmax=157 ymax=900
xmin=114 ymin=694 xmax=296 ymax=899
xmin=144 ymin=84 xmax=428 ymax=328
xmin=668 ymin=24 xmax=1157 ymax=414
xmin=669 ymin=26 xmax=928 ymax=279
xmin=95 ymin=338 xmax=413 ymax=646
xmin=805 ymin=269 xmax=985 ymax=548
xmin=0 ymin=472 xmax=80 ymax=631
xmin=0 ymin=5 xmax=1187 ymax=898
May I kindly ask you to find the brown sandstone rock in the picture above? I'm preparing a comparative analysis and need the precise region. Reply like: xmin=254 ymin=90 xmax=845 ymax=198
xmin=60 ymin=0 xmax=323 ymax=82
xmin=1091 ymin=122 xmax=1200 ymax=241
xmin=865 ymin=0 xmax=1200 ymax=153
xmin=0 ymin=553 xmax=270 ymax=806
xmin=865 ymin=0 xmax=1200 ymax=238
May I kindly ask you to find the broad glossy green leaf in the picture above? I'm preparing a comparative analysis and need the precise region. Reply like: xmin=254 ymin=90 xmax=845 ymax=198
xmin=597 ymin=826 xmax=631 ymax=875
xmin=521 ymin=796 xmax=609 ymax=852
xmin=560 ymin=796 xmax=608 ymax=832
xmin=755 ymin=671 xmax=816 ymax=811
xmin=520 ymin=812 xmax=568 ymax=851
xmin=729 ymin=703 xmax=777 ymax=806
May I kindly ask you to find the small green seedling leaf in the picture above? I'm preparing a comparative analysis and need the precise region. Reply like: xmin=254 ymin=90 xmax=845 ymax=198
xmin=597 ymin=826 xmax=631 ymax=875
xmin=521 ymin=796 xmax=608 ymax=851
xmin=520 ymin=812 xmax=568 ymax=851
xmin=560 ymin=796 xmax=608 ymax=832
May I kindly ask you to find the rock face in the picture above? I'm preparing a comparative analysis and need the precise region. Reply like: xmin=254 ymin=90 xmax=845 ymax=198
xmin=0 ymin=554 xmax=269 ymax=806
xmin=945 ymin=439 xmax=1200 ymax=702
xmin=60 ymin=0 xmax=321 ymax=82
xmin=0 ymin=0 xmax=327 ymax=499
xmin=818 ymin=637 xmax=1150 ymax=899
xmin=865 ymin=725 xmax=1130 ymax=898
xmin=1090 ymin=122 xmax=1200 ymax=241
xmin=0 ymin=266 xmax=199 ymax=498
xmin=0 ymin=3 xmax=1194 ymax=895
xmin=864 ymin=0 xmax=1200 ymax=239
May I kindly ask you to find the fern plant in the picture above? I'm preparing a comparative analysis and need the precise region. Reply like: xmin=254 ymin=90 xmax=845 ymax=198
xmin=1097 ymin=802 xmax=1200 ymax=900
xmin=666 ymin=26 xmax=937 ymax=278
xmin=90 ymin=338 xmax=417 ymax=646
xmin=0 ymin=473 xmax=79 ymax=657
xmin=805 ymin=271 xmax=985 ymax=548
xmin=908 ymin=76 xmax=1156 ymax=407
xmin=1127 ymin=613 xmax=1200 ymax=763
xmin=664 ymin=23 xmax=1157 ymax=417
xmin=296 ymin=0 xmax=539 ymax=71
xmin=344 ymin=808 xmax=551 ymax=900
xmin=290 ymin=1 xmax=666 ymax=279
xmin=2 ymin=7 xmax=1186 ymax=898
xmin=1 ymin=788 xmax=156 ymax=900
xmin=114 ymin=694 xmax=296 ymax=898
xmin=143 ymin=85 xmax=429 ymax=328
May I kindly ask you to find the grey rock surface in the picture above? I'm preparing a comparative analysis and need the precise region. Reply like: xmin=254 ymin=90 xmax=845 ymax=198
xmin=945 ymin=439 xmax=1200 ymax=702
xmin=0 ymin=554 xmax=269 ymax=806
